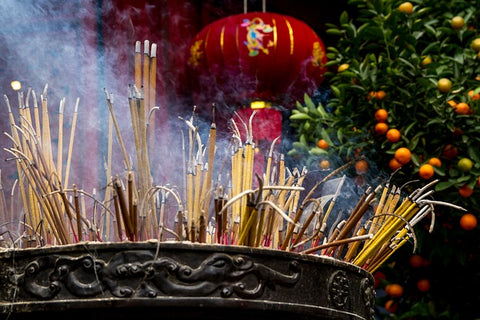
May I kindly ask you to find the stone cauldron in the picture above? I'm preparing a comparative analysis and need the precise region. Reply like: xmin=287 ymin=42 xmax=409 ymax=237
xmin=0 ymin=242 xmax=375 ymax=320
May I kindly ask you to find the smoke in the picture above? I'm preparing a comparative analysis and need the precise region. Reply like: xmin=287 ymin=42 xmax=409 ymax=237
xmin=1 ymin=1 xmax=94 ymax=98
xmin=0 ymin=0 xmax=145 ymax=190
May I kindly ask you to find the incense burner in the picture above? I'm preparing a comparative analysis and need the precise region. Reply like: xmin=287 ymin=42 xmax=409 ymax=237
xmin=0 ymin=242 xmax=375 ymax=319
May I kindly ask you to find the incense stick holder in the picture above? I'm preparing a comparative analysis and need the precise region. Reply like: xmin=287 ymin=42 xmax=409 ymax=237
xmin=0 ymin=242 xmax=375 ymax=319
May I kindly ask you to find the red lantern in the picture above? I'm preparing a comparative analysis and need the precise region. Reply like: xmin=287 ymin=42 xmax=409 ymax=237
xmin=186 ymin=12 xmax=327 ymax=106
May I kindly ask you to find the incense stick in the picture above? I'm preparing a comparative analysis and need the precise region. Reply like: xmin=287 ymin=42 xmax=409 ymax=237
xmin=0 ymin=40 xmax=466 ymax=279
xmin=64 ymin=98 xmax=79 ymax=189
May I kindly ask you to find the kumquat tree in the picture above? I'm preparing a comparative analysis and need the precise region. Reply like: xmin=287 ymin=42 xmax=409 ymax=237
xmin=288 ymin=0 xmax=480 ymax=318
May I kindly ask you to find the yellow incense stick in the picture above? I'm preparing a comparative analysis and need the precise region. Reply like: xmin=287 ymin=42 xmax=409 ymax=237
xmin=104 ymin=90 xmax=131 ymax=171
xmin=31 ymin=90 xmax=42 ymax=142
xmin=344 ymin=226 xmax=367 ymax=261
xmin=366 ymin=183 xmax=390 ymax=242
xmin=56 ymin=98 xmax=65 ymax=184
xmin=40 ymin=92 xmax=54 ymax=171
xmin=64 ymin=98 xmax=79 ymax=188
xmin=353 ymin=201 xmax=418 ymax=266
xmin=134 ymin=41 xmax=142 ymax=90
xmin=143 ymin=40 xmax=150 ymax=116
xmin=4 ymin=95 xmax=30 ymax=224
xmin=103 ymin=101 xmax=113 ymax=240
xmin=148 ymin=43 xmax=157 ymax=149
xmin=202 ymin=113 xmax=216 ymax=218
xmin=193 ymin=163 xmax=203 ymax=229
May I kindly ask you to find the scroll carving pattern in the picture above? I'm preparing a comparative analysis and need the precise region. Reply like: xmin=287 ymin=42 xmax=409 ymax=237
xmin=6 ymin=251 xmax=301 ymax=300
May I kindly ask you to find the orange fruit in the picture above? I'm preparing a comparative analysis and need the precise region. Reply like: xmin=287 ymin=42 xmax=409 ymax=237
xmin=457 ymin=158 xmax=473 ymax=172
xmin=458 ymin=185 xmax=473 ymax=198
xmin=477 ymin=176 xmax=480 ymax=187
xmin=317 ymin=139 xmax=329 ymax=150
xmin=447 ymin=100 xmax=457 ymax=108
xmin=398 ymin=1 xmax=413 ymax=14
xmin=421 ymin=56 xmax=432 ymax=66
xmin=386 ymin=283 xmax=404 ymax=298
xmin=375 ymin=90 xmax=387 ymax=100
xmin=460 ymin=213 xmax=477 ymax=230
xmin=442 ymin=144 xmax=458 ymax=159
xmin=437 ymin=78 xmax=452 ymax=93
xmin=428 ymin=157 xmax=442 ymax=167
xmin=454 ymin=102 xmax=470 ymax=115
xmin=375 ymin=122 xmax=389 ymax=135
xmin=417 ymin=279 xmax=431 ymax=292
xmin=409 ymin=254 xmax=424 ymax=268
xmin=419 ymin=163 xmax=434 ymax=179
xmin=468 ymin=90 xmax=480 ymax=100
xmin=389 ymin=158 xmax=403 ymax=171
xmin=319 ymin=159 xmax=330 ymax=170
xmin=386 ymin=128 xmax=401 ymax=142
xmin=451 ymin=16 xmax=465 ymax=30
xmin=337 ymin=63 xmax=349 ymax=72
xmin=374 ymin=108 xmax=388 ymax=122
xmin=472 ymin=38 xmax=480 ymax=52
xmin=394 ymin=147 xmax=411 ymax=164
xmin=355 ymin=159 xmax=369 ymax=175
xmin=385 ymin=300 xmax=398 ymax=313
xmin=453 ymin=127 xmax=464 ymax=136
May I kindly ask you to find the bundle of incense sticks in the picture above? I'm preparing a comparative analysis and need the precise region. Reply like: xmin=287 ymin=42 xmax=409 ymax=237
xmin=0 ymin=40 xmax=466 ymax=275
xmin=2 ymin=86 xmax=82 ymax=246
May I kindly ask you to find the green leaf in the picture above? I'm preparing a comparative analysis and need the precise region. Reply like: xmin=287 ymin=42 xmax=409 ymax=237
xmin=467 ymin=145 xmax=480 ymax=163
xmin=330 ymin=85 xmax=341 ymax=98
xmin=326 ymin=28 xmax=344 ymax=36
xmin=316 ymin=102 xmax=328 ymax=118
xmin=295 ymin=101 xmax=303 ymax=110
xmin=337 ymin=128 xmax=344 ymax=144
xmin=433 ymin=166 xmax=446 ymax=176
xmin=304 ymin=94 xmax=316 ymax=112
xmin=424 ymin=24 xmax=437 ymax=38
xmin=435 ymin=181 xmax=455 ymax=191
xmin=343 ymin=22 xmax=357 ymax=38
xmin=347 ymin=146 xmax=353 ymax=157
xmin=426 ymin=118 xmax=445 ymax=126
xmin=320 ymin=128 xmax=333 ymax=145
xmin=357 ymin=25 xmax=383 ymax=40
xmin=339 ymin=11 xmax=349 ymax=25
xmin=287 ymin=149 xmax=299 ymax=156
xmin=299 ymin=134 xmax=307 ymax=145
xmin=292 ymin=142 xmax=308 ymax=151
xmin=326 ymin=53 xmax=337 ymax=60
xmin=398 ymin=57 xmax=416 ymax=70
xmin=327 ymin=46 xmax=339 ymax=53
xmin=409 ymin=135 xmax=420 ymax=150
xmin=456 ymin=175 xmax=471 ymax=183
xmin=325 ymin=60 xmax=339 ymax=67
xmin=404 ymin=122 xmax=416 ymax=136
xmin=309 ymin=147 xmax=328 ymax=156
xmin=290 ymin=113 xmax=313 ymax=121
xmin=338 ymin=71 xmax=357 ymax=78
xmin=411 ymin=153 xmax=421 ymax=166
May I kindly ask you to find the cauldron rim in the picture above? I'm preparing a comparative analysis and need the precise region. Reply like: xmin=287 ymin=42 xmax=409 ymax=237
xmin=0 ymin=241 xmax=375 ymax=320
xmin=0 ymin=240 xmax=371 ymax=276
